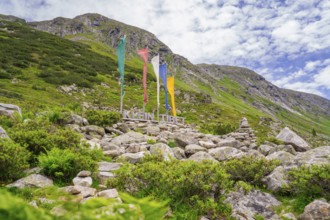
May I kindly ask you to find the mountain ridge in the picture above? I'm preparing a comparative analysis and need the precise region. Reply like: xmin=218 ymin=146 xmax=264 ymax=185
xmin=0 ymin=13 xmax=329 ymax=144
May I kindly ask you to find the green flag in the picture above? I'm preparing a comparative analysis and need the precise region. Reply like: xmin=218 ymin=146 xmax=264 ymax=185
xmin=117 ymin=36 xmax=126 ymax=96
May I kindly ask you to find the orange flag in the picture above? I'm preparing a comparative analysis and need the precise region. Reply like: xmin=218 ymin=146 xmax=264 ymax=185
xmin=167 ymin=76 xmax=176 ymax=116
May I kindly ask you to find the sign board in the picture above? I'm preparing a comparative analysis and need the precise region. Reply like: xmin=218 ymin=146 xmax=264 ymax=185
xmin=122 ymin=110 xmax=184 ymax=124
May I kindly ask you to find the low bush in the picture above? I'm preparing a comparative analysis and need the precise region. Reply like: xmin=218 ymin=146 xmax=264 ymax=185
xmin=0 ymin=189 xmax=53 ymax=220
xmin=284 ymin=164 xmax=330 ymax=201
xmin=85 ymin=110 xmax=120 ymax=127
xmin=38 ymin=146 xmax=103 ymax=184
xmin=9 ymin=119 xmax=83 ymax=163
xmin=223 ymin=156 xmax=280 ymax=187
xmin=108 ymin=158 xmax=233 ymax=219
xmin=0 ymin=139 xmax=30 ymax=183
xmin=200 ymin=123 xmax=236 ymax=135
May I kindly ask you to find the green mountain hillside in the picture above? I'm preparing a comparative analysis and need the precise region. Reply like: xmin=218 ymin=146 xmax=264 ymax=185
xmin=0 ymin=14 xmax=329 ymax=146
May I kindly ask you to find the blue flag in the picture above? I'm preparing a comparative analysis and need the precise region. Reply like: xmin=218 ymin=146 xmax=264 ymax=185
xmin=159 ymin=63 xmax=169 ymax=111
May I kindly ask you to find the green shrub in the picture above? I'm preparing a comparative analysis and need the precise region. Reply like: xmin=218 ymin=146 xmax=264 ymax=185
xmin=0 ymin=189 xmax=53 ymax=220
xmin=86 ymin=110 xmax=120 ymax=127
xmin=9 ymin=119 xmax=82 ymax=163
xmin=38 ymin=146 xmax=103 ymax=184
xmin=201 ymin=123 xmax=236 ymax=135
xmin=284 ymin=164 xmax=330 ymax=201
xmin=0 ymin=139 xmax=30 ymax=183
xmin=108 ymin=158 xmax=232 ymax=219
xmin=223 ymin=156 xmax=280 ymax=187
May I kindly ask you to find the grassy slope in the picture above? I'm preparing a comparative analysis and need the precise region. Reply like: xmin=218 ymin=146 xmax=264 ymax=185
xmin=0 ymin=20 xmax=329 ymax=144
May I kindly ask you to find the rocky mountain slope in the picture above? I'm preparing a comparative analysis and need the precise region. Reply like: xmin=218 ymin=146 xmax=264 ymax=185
xmin=0 ymin=13 xmax=330 ymax=145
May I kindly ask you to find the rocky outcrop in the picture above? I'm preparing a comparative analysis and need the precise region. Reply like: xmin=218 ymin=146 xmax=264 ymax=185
xmin=149 ymin=143 xmax=174 ymax=161
xmin=263 ymin=166 xmax=288 ymax=192
xmin=0 ymin=103 xmax=22 ymax=117
xmin=188 ymin=151 xmax=217 ymax=162
xmin=119 ymin=151 xmax=150 ymax=164
xmin=7 ymin=174 xmax=53 ymax=188
xmin=225 ymin=189 xmax=281 ymax=220
xmin=111 ymin=132 xmax=146 ymax=146
xmin=209 ymin=147 xmax=244 ymax=161
xmin=294 ymin=146 xmax=330 ymax=166
xmin=276 ymin=127 xmax=310 ymax=152
xmin=298 ymin=200 xmax=330 ymax=220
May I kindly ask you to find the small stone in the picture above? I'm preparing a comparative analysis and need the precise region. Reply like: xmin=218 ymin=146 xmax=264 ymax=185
xmin=97 ymin=189 xmax=119 ymax=198
xmin=77 ymin=171 xmax=91 ymax=177
xmin=98 ymin=162 xmax=123 ymax=172
xmin=73 ymin=176 xmax=92 ymax=187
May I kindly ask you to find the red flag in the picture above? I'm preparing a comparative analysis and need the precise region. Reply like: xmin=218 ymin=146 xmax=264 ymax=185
xmin=137 ymin=48 xmax=148 ymax=104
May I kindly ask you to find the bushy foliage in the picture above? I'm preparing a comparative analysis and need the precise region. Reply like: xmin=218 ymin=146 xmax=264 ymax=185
xmin=201 ymin=122 xmax=237 ymax=135
xmin=85 ymin=110 xmax=120 ymax=127
xmin=108 ymin=157 xmax=233 ymax=219
xmin=223 ymin=156 xmax=280 ymax=187
xmin=284 ymin=164 xmax=330 ymax=201
xmin=1 ymin=188 xmax=168 ymax=220
xmin=0 ymin=139 xmax=30 ymax=182
xmin=0 ymin=189 xmax=53 ymax=220
xmin=9 ymin=119 xmax=82 ymax=163
xmin=38 ymin=146 xmax=103 ymax=184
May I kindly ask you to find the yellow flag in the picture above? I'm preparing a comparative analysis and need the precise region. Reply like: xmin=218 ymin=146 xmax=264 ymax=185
xmin=167 ymin=76 xmax=176 ymax=116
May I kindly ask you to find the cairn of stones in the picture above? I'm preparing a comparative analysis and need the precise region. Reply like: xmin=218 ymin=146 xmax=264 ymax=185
xmin=227 ymin=117 xmax=257 ymax=150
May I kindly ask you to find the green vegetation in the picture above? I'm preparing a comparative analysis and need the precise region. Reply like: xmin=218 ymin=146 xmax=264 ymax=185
xmin=86 ymin=110 xmax=120 ymax=127
xmin=108 ymin=157 xmax=233 ymax=219
xmin=201 ymin=122 xmax=237 ymax=135
xmin=38 ymin=147 xmax=103 ymax=184
xmin=0 ymin=188 xmax=168 ymax=220
xmin=0 ymin=139 xmax=30 ymax=182
xmin=224 ymin=156 xmax=280 ymax=187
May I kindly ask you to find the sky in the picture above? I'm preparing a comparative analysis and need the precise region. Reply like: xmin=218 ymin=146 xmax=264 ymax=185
xmin=1 ymin=0 xmax=330 ymax=100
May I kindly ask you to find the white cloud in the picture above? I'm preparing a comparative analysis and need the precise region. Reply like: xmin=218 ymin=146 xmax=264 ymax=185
xmin=314 ymin=65 xmax=330 ymax=89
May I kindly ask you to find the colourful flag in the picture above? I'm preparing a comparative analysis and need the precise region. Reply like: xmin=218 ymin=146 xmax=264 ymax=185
xmin=167 ymin=76 xmax=176 ymax=116
xmin=117 ymin=36 xmax=126 ymax=96
xmin=137 ymin=48 xmax=148 ymax=104
xmin=151 ymin=54 xmax=160 ymax=108
xmin=159 ymin=63 xmax=169 ymax=111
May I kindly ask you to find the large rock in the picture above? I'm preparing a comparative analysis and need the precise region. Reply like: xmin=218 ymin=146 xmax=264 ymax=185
xmin=119 ymin=151 xmax=150 ymax=164
xmin=171 ymin=147 xmax=186 ymax=160
xmin=266 ymin=151 xmax=295 ymax=166
xmin=96 ymin=189 xmax=119 ymax=198
xmin=98 ymin=162 xmax=123 ymax=172
xmin=149 ymin=143 xmax=174 ymax=161
xmin=7 ymin=174 xmax=53 ymax=188
xmin=208 ymin=147 xmax=244 ymax=161
xmin=174 ymin=133 xmax=198 ymax=147
xmin=298 ymin=200 xmax=330 ymax=220
xmin=225 ymin=189 xmax=281 ymax=220
xmin=199 ymin=141 xmax=217 ymax=149
xmin=73 ymin=176 xmax=92 ymax=187
xmin=0 ymin=126 xmax=9 ymax=139
xmin=83 ymin=125 xmax=105 ymax=138
xmin=276 ymin=127 xmax=310 ymax=152
xmin=63 ymin=113 xmax=88 ymax=126
xmin=61 ymin=185 xmax=96 ymax=198
xmin=259 ymin=144 xmax=275 ymax=156
xmin=188 ymin=151 xmax=217 ymax=163
xmin=97 ymin=172 xmax=115 ymax=185
xmin=185 ymin=144 xmax=207 ymax=156
xmin=145 ymin=125 xmax=160 ymax=136
xmin=263 ymin=166 xmax=288 ymax=192
xmin=294 ymin=146 xmax=330 ymax=166
xmin=111 ymin=132 xmax=146 ymax=146
xmin=217 ymin=138 xmax=240 ymax=149
xmin=0 ymin=103 xmax=22 ymax=117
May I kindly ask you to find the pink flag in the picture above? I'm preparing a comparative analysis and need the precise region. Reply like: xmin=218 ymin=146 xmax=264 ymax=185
xmin=137 ymin=48 xmax=148 ymax=104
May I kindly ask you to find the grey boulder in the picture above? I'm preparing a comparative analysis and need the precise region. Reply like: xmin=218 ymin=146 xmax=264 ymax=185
xmin=276 ymin=127 xmax=310 ymax=152
xmin=298 ymin=199 xmax=330 ymax=220
xmin=7 ymin=174 xmax=53 ymax=188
